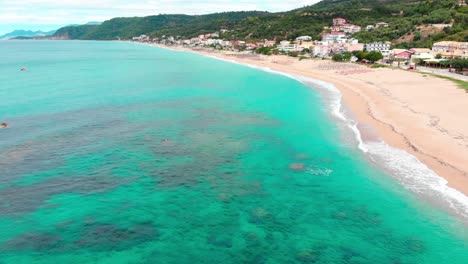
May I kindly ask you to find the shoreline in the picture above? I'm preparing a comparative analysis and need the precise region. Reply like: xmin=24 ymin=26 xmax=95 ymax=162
xmin=143 ymin=43 xmax=468 ymax=218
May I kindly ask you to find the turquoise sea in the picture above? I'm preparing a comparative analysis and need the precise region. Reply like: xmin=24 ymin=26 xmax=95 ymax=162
xmin=0 ymin=41 xmax=467 ymax=263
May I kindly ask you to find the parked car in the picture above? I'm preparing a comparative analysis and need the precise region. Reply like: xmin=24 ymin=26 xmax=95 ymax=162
xmin=407 ymin=66 xmax=415 ymax=70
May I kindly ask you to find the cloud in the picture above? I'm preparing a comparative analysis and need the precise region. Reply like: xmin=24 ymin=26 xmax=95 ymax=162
xmin=0 ymin=0 xmax=321 ymax=24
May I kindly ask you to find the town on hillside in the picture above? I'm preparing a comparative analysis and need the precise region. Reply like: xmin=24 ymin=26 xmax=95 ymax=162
xmin=131 ymin=17 xmax=468 ymax=75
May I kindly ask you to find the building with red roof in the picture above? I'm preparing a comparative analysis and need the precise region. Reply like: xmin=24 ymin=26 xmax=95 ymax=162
xmin=333 ymin=18 xmax=347 ymax=26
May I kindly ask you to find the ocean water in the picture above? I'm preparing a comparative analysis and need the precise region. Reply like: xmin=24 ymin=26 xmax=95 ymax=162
xmin=0 ymin=40 xmax=467 ymax=264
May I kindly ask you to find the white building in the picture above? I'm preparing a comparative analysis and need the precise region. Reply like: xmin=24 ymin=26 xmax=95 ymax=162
xmin=376 ymin=22 xmax=389 ymax=28
xmin=132 ymin=34 xmax=150 ymax=42
xmin=313 ymin=43 xmax=331 ymax=58
xmin=409 ymin=48 xmax=434 ymax=62
xmin=365 ymin=41 xmax=391 ymax=58
xmin=432 ymin=41 xmax=468 ymax=52
xmin=322 ymin=32 xmax=346 ymax=43
xmin=296 ymin=36 xmax=312 ymax=41
xmin=341 ymin=24 xmax=361 ymax=34
xmin=278 ymin=40 xmax=303 ymax=52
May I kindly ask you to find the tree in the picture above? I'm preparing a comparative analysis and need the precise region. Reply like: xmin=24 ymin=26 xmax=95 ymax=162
xmin=435 ymin=53 xmax=443 ymax=59
xmin=415 ymin=58 xmax=425 ymax=66
xmin=288 ymin=51 xmax=298 ymax=57
xmin=366 ymin=51 xmax=384 ymax=63
xmin=342 ymin=52 xmax=352 ymax=61
xmin=414 ymin=31 xmax=421 ymax=41
xmin=452 ymin=58 xmax=468 ymax=71
xmin=256 ymin=46 xmax=272 ymax=55
xmin=355 ymin=51 xmax=368 ymax=61
xmin=332 ymin=54 xmax=344 ymax=62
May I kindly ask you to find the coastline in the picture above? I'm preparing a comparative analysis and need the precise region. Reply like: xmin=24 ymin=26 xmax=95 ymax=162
xmin=144 ymin=43 xmax=468 ymax=217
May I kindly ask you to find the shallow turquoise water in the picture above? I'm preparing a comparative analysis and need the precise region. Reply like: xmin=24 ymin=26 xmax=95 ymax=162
xmin=0 ymin=41 xmax=467 ymax=263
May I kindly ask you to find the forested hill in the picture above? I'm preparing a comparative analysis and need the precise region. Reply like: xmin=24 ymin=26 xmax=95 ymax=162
xmin=52 ymin=12 xmax=270 ymax=40
xmin=51 ymin=0 xmax=468 ymax=47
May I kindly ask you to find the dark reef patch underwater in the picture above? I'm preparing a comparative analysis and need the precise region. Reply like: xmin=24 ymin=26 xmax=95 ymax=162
xmin=0 ymin=41 xmax=466 ymax=263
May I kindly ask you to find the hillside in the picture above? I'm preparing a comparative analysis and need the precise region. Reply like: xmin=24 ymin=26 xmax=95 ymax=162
xmin=51 ymin=0 xmax=468 ymax=47
xmin=53 ymin=12 xmax=270 ymax=40
xmin=0 ymin=29 xmax=55 ymax=39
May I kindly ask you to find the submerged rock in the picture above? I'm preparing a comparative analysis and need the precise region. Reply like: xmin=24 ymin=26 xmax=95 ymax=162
xmin=207 ymin=234 xmax=233 ymax=248
xmin=75 ymin=223 xmax=157 ymax=251
xmin=3 ymin=233 xmax=61 ymax=251
xmin=296 ymin=250 xmax=319 ymax=263
xmin=249 ymin=207 xmax=273 ymax=224
xmin=289 ymin=163 xmax=305 ymax=171
xmin=405 ymin=238 xmax=425 ymax=254
xmin=332 ymin=212 xmax=348 ymax=220
xmin=217 ymin=193 xmax=232 ymax=202
xmin=295 ymin=154 xmax=309 ymax=160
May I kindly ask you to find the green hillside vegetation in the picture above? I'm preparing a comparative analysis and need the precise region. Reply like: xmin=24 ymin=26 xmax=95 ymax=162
xmin=53 ymin=25 xmax=100 ymax=39
xmin=53 ymin=12 xmax=270 ymax=40
xmin=52 ymin=0 xmax=468 ymax=48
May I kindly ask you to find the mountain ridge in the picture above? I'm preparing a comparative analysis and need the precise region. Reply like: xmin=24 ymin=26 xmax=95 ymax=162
xmin=50 ymin=0 xmax=468 ymax=47
xmin=0 ymin=29 xmax=56 ymax=39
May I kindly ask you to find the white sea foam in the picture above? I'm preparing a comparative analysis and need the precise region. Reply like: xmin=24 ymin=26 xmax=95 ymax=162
xmin=308 ymin=165 xmax=333 ymax=176
xmin=294 ymin=76 xmax=468 ymax=221
xmin=151 ymin=44 xmax=468 ymax=221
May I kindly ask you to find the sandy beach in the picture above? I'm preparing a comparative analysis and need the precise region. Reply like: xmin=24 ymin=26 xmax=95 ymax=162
xmin=149 ymin=44 xmax=468 ymax=198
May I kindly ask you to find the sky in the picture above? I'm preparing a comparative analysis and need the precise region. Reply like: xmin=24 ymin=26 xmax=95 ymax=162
xmin=0 ymin=0 xmax=321 ymax=34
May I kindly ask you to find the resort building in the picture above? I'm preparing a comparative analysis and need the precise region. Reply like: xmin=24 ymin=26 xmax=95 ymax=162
xmin=278 ymin=40 xmax=303 ymax=52
xmin=278 ymin=44 xmax=303 ymax=53
xmin=344 ymin=43 xmax=365 ymax=53
xmin=432 ymin=41 xmax=467 ymax=52
xmin=232 ymin=40 xmax=246 ymax=47
xmin=132 ymin=35 xmax=150 ymax=42
xmin=341 ymin=24 xmax=361 ymax=34
xmin=333 ymin=18 xmax=347 ymax=26
xmin=365 ymin=41 xmax=391 ymax=52
xmin=330 ymin=18 xmax=361 ymax=33
xmin=376 ymin=22 xmax=389 ymax=28
xmin=322 ymin=32 xmax=346 ymax=43
xmin=264 ymin=40 xmax=276 ymax=47
xmin=313 ymin=43 xmax=331 ymax=58
xmin=330 ymin=26 xmax=341 ymax=32
xmin=432 ymin=41 xmax=468 ymax=58
xmin=246 ymin=43 xmax=257 ymax=50
xmin=366 ymin=22 xmax=389 ymax=31
xmin=365 ymin=41 xmax=391 ymax=58
xmin=297 ymin=41 xmax=315 ymax=50
xmin=392 ymin=49 xmax=413 ymax=60
xmin=257 ymin=40 xmax=276 ymax=47
xmin=409 ymin=48 xmax=433 ymax=62
xmin=296 ymin=36 xmax=313 ymax=41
